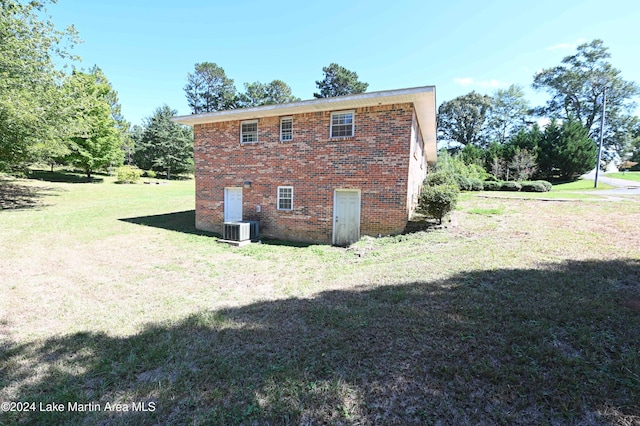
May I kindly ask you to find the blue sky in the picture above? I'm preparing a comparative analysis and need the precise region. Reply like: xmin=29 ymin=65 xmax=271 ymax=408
xmin=50 ymin=0 xmax=640 ymax=127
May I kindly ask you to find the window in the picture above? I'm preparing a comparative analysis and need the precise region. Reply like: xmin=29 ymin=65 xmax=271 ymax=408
xmin=280 ymin=117 xmax=293 ymax=142
xmin=277 ymin=186 xmax=293 ymax=210
xmin=330 ymin=111 xmax=354 ymax=138
xmin=241 ymin=120 xmax=258 ymax=144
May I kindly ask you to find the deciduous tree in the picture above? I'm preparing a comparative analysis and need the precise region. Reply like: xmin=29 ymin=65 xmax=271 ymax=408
xmin=62 ymin=69 xmax=124 ymax=180
xmin=487 ymin=85 xmax=531 ymax=144
xmin=437 ymin=91 xmax=493 ymax=148
xmin=533 ymin=39 xmax=639 ymax=158
xmin=0 ymin=0 xmax=79 ymax=171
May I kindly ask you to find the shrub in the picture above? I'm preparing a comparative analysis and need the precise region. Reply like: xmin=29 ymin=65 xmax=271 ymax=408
xmin=116 ymin=166 xmax=142 ymax=183
xmin=454 ymin=174 xmax=471 ymax=191
xmin=534 ymin=180 xmax=553 ymax=191
xmin=500 ymin=181 xmax=522 ymax=191
xmin=484 ymin=175 xmax=498 ymax=182
xmin=520 ymin=181 xmax=548 ymax=192
xmin=424 ymin=170 xmax=457 ymax=187
xmin=145 ymin=170 xmax=157 ymax=178
xmin=483 ymin=181 xmax=502 ymax=191
xmin=468 ymin=178 xmax=484 ymax=191
xmin=417 ymin=184 xmax=459 ymax=224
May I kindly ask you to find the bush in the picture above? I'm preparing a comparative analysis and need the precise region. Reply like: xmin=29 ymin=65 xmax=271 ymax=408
xmin=424 ymin=170 xmax=457 ymax=187
xmin=116 ymin=166 xmax=142 ymax=183
xmin=417 ymin=184 xmax=459 ymax=224
xmin=484 ymin=175 xmax=498 ymax=182
xmin=454 ymin=174 xmax=471 ymax=191
xmin=500 ymin=181 xmax=522 ymax=191
xmin=520 ymin=181 xmax=548 ymax=192
xmin=535 ymin=180 xmax=553 ymax=191
xmin=483 ymin=181 xmax=502 ymax=191
xmin=145 ymin=170 xmax=157 ymax=178
xmin=468 ymin=178 xmax=484 ymax=191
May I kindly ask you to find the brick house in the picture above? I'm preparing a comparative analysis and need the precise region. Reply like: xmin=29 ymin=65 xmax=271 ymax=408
xmin=172 ymin=86 xmax=437 ymax=245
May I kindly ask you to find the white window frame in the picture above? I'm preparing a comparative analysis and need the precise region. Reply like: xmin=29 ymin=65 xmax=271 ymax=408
xmin=240 ymin=120 xmax=258 ymax=144
xmin=280 ymin=116 xmax=293 ymax=142
xmin=330 ymin=110 xmax=355 ymax=138
xmin=277 ymin=186 xmax=293 ymax=211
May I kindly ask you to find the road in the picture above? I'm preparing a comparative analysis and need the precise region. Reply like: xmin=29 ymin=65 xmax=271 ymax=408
xmin=581 ymin=170 xmax=640 ymax=195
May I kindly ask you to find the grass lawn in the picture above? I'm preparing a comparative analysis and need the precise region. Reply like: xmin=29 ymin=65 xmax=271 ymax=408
xmin=1 ymin=170 xmax=640 ymax=425
xmin=551 ymin=179 xmax=615 ymax=191
xmin=606 ymin=171 xmax=640 ymax=183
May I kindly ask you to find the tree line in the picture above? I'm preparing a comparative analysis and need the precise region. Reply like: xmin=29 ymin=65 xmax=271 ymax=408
xmin=438 ymin=39 xmax=640 ymax=180
xmin=0 ymin=1 xmax=184 ymax=180
xmin=183 ymin=62 xmax=368 ymax=113
xmin=0 ymin=0 xmax=369 ymax=178
xmin=2 ymin=2 xmax=637 ymax=182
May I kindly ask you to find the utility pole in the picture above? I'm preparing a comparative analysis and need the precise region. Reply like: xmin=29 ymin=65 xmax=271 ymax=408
xmin=594 ymin=87 xmax=606 ymax=188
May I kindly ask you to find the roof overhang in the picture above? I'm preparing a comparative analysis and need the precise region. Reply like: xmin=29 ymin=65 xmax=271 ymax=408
xmin=173 ymin=85 xmax=437 ymax=164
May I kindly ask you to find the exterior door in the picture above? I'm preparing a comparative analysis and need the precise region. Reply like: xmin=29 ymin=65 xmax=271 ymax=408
xmin=224 ymin=187 xmax=243 ymax=222
xmin=333 ymin=190 xmax=361 ymax=246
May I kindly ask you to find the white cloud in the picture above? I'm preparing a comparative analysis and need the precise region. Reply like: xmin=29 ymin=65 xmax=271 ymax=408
xmin=453 ymin=77 xmax=510 ymax=88
xmin=546 ymin=38 xmax=587 ymax=51
xmin=453 ymin=77 xmax=474 ymax=86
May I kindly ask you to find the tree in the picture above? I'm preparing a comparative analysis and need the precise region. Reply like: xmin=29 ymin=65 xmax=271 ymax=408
xmin=237 ymin=80 xmax=300 ymax=107
xmin=630 ymin=122 xmax=640 ymax=163
xmin=133 ymin=105 xmax=193 ymax=179
xmin=437 ymin=91 xmax=493 ymax=148
xmin=185 ymin=62 xmax=237 ymax=113
xmin=486 ymin=85 xmax=531 ymax=144
xmin=537 ymin=119 xmax=597 ymax=180
xmin=532 ymin=39 xmax=639 ymax=157
xmin=62 ymin=69 xmax=124 ymax=180
xmin=313 ymin=63 xmax=368 ymax=98
xmin=0 ymin=0 xmax=79 ymax=171
xmin=508 ymin=148 xmax=537 ymax=181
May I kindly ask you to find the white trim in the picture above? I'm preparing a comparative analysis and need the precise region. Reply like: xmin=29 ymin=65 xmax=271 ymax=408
xmin=330 ymin=110 xmax=355 ymax=138
xmin=240 ymin=119 xmax=258 ymax=144
xmin=277 ymin=186 xmax=293 ymax=211
xmin=280 ymin=116 xmax=293 ymax=142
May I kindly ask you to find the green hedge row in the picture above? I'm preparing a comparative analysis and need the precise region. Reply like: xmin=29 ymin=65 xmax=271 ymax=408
xmin=451 ymin=174 xmax=552 ymax=192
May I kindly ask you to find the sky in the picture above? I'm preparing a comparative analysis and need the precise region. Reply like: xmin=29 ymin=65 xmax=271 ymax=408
xmin=48 ymin=0 xmax=640 ymax=127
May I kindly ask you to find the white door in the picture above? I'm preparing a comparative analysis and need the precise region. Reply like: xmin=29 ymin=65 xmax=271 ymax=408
xmin=224 ymin=187 xmax=242 ymax=222
xmin=333 ymin=190 xmax=361 ymax=246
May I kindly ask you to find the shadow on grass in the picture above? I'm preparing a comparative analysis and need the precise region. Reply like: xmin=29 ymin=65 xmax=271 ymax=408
xmin=258 ymin=238 xmax=316 ymax=248
xmin=0 ymin=178 xmax=60 ymax=210
xmin=28 ymin=169 xmax=105 ymax=184
xmin=119 ymin=210 xmax=218 ymax=237
xmin=2 ymin=259 xmax=639 ymax=425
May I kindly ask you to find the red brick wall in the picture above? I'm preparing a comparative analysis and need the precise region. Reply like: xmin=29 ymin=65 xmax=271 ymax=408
xmin=194 ymin=103 xmax=417 ymax=243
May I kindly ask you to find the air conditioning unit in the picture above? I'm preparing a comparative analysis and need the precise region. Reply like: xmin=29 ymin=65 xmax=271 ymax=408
xmin=241 ymin=220 xmax=259 ymax=241
xmin=223 ymin=222 xmax=250 ymax=242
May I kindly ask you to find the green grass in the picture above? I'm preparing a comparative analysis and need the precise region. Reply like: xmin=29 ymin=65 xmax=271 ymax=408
xmin=551 ymin=179 xmax=615 ymax=191
xmin=467 ymin=205 xmax=505 ymax=215
xmin=1 ymin=171 xmax=640 ymax=425
xmin=606 ymin=171 xmax=640 ymax=182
